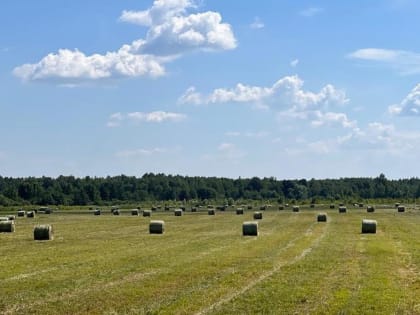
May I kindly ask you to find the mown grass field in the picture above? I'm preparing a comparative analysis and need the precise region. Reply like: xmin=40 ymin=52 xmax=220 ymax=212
xmin=0 ymin=206 xmax=419 ymax=314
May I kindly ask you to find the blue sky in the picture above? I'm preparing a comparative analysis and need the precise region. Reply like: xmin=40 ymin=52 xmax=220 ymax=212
xmin=2 ymin=0 xmax=420 ymax=179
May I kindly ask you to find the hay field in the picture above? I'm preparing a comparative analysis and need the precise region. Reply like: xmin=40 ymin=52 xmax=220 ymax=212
xmin=0 ymin=207 xmax=419 ymax=314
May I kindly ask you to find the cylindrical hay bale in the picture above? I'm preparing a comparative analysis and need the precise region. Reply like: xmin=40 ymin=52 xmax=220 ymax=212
xmin=236 ymin=208 xmax=244 ymax=215
xmin=0 ymin=221 xmax=15 ymax=233
xmin=131 ymin=209 xmax=139 ymax=216
xmin=27 ymin=211 xmax=36 ymax=218
xmin=94 ymin=209 xmax=101 ymax=216
xmin=149 ymin=220 xmax=165 ymax=234
xmin=395 ymin=203 xmax=400 ymax=208
xmin=279 ymin=206 xmax=284 ymax=210
xmin=359 ymin=203 xmax=364 ymax=208
xmin=338 ymin=206 xmax=347 ymax=213
xmin=143 ymin=210 xmax=151 ymax=217
xmin=113 ymin=209 xmax=120 ymax=216
xmin=361 ymin=219 xmax=377 ymax=234
xmin=151 ymin=206 xmax=157 ymax=211
xmin=247 ymin=205 xmax=253 ymax=210
xmin=293 ymin=206 xmax=300 ymax=212
xmin=367 ymin=206 xmax=375 ymax=213
xmin=260 ymin=205 xmax=267 ymax=211
xmin=208 ymin=209 xmax=215 ymax=215
xmin=329 ymin=204 xmax=335 ymax=209
xmin=339 ymin=203 xmax=344 ymax=207
xmin=397 ymin=206 xmax=405 ymax=212
xmin=243 ymin=221 xmax=258 ymax=236
xmin=44 ymin=208 xmax=52 ymax=214
xmin=17 ymin=210 xmax=26 ymax=217
xmin=310 ymin=204 xmax=315 ymax=208
xmin=191 ymin=207 xmax=197 ymax=212
xmin=253 ymin=212 xmax=263 ymax=220
xmin=8 ymin=215 xmax=16 ymax=221
xmin=0 ymin=217 xmax=9 ymax=221
xmin=34 ymin=224 xmax=53 ymax=240
xmin=174 ymin=209 xmax=183 ymax=216
xmin=317 ymin=213 xmax=327 ymax=222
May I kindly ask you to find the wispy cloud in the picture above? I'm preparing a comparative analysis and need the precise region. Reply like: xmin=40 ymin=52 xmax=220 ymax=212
xmin=14 ymin=0 xmax=236 ymax=84
xmin=388 ymin=84 xmax=420 ymax=116
xmin=299 ymin=7 xmax=324 ymax=17
xmin=290 ymin=59 xmax=299 ymax=67
xmin=348 ymin=48 xmax=420 ymax=75
xmin=250 ymin=16 xmax=264 ymax=29
xmin=116 ymin=147 xmax=167 ymax=158
xmin=107 ymin=111 xmax=186 ymax=127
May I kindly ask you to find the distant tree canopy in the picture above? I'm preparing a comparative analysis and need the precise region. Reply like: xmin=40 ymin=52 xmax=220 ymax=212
xmin=0 ymin=173 xmax=418 ymax=206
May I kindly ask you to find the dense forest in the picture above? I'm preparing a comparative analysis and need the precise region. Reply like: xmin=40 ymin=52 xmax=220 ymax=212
xmin=0 ymin=173 xmax=420 ymax=206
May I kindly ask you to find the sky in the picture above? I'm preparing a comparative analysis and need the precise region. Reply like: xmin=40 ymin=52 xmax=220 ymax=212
xmin=2 ymin=0 xmax=420 ymax=179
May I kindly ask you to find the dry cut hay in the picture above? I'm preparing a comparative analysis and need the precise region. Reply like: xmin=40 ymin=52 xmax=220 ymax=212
xmin=397 ymin=205 xmax=405 ymax=212
xmin=131 ymin=209 xmax=139 ymax=216
xmin=367 ymin=206 xmax=375 ymax=213
xmin=236 ymin=208 xmax=244 ymax=215
xmin=143 ymin=210 xmax=152 ymax=217
xmin=27 ymin=211 xmax=36 ymax=218
xmin=34 ymin=224 xmax=53 ymax=240
xmin=292 ymin=206 xmax=300 ymax=212
xmin=253 ymin=212 xmax=263 ymax=220
xmin=174 ymin=209 xmax=183 ymax=216
xmin=94 ymin=209 xmax=101 ymax=216
xmin=0 ymin=220 xmax=15 ymax=233
xmin=243 ymin=221 xmax=258 ymax=236
xmin=149 ymin=220 xmax=165 ymax=234
xmin=17 ymin=210 xmax=26 ymax=217
xmin=317 ymin=213 xmax=327 ymax=222
xmin=361 ymin=219 xmax=377 ymax=234
xmin=338 ymin=206 xmax=347 ymax=213
xmin=208 ymin=209 xmax=215 ymax=215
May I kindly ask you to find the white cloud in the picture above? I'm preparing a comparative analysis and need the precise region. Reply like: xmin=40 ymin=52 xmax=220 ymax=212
xmin=225 ymin=131 xmax=241 ymax=137
xmin=180 ymin=75 xmax=349 ymax=111
xmin=348 ymin=48 xmax=420 ymax=75
xmin=107 ymin=111 xmax=186 ymax=127
xmin=225 ymin=131 xmax=270 ymax=138
xmin=250 ymin=17 xmax=264 ymax=29
xmin=388 ymin=84 xmax=420 ymax=116
xmin=299 ymin=7 xmax=324 ymax=17
xmin=217 ymin=142 xmax=246 ymax=160
xmin=290 ymin=59 xmax=299 ymax=67
xmin=311 ymin=111 xmax=357 ymax=129
xmin=14 ymin=0 xmax=236 ymax=83
xmin=116 ymin=147 xmax=167 ymax=158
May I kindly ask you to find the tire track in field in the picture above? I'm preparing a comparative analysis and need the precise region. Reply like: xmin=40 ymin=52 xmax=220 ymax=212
xmin=195 ymin=219 xmax=330 ymax=315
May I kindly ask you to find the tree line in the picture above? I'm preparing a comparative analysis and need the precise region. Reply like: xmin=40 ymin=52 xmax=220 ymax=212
xmin=0 ymin=173 xmax=419 ymax=206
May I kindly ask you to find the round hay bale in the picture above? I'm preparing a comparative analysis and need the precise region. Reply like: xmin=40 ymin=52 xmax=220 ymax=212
xmin=174 ymin=209 xmax=183 ymax=216
xmin=34 ymin=224 xmax=53 ymax=240
xmin=0 ymin=216 xmax=9 ymax=221
xmin=285 ymin=203 xmax=289 ymax=207
xmin=338 ymin=206 xmax=347 ymax=213
xmin=236 ymin=208 xmax=244 ymax=215
xmin=0 ymin=220 xmax=15 ymax=233
xmin=317 ymin=213 xmax=327 ymax=222
xmin=27 ymin=211 xmax=36 ymax=218
xmin=329 ymin=204 xmax=335 ymax=209
xmin=279 ymin=206 xmax=284 ymax=210
xmin=339 ymin=203 xmax=344 ymax=207
xmin=253 ymin=212 xmax=263 ymax=220
xmin=361 ymin=219 xmax=377 ymax=234
xmin=151 ymin=206 xmax=157 ymax=211
xmin=293 ymin=206 xmax=300 ymax=212
xmin=164 ymin=206 xmax=170 ymax=211
xmin=131 ymin=209 xmax=139 ymax=216
xmin=149 ymin=220 xmax=165 ymax=234
xmin=17 ymin=210 xmax=26 ymax=217
xmin=359 ymin=203 xmax=364 ymax=208
xmin=247 ymin=205 xmax=253 ymax=210
xmin=367 ymin=206 xmax=375 ymax=213
xmin=94 ymin=209 xmax=101 ymax=216
xmin=191 ymin=207 xmax=197 ymax=212
xmin=44 ymin=208 xmax=52 ymax=214
xmin=397 ymin=205 xmax=405 ymax=212
xmin=310 ymin=204 xmax=315 ymax=208
xmin=8 ymin=215 xmax=16 ymax=221
xmin=113 ymin=209 xmax=120 ymax=216
xmin=395 ymin=203 xmax=400 ymax=208
xmin=260 ymin=205 xmax=267 ymax=211
xmin=208 ymin=209 xmax=216 ymax=215
xmin=143 ymin=210 xmax=152 ymax=217
xmin=242 ymin=221 xmax=258 ymax=236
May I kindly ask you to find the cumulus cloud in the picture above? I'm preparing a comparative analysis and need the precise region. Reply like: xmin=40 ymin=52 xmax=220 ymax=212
xmin=348 ymin=48 xmax=420 ymax=75
xmin=107 ymin=110 xmax=186 ymax=127
xmin=179 ymin=75 xmax=348 ymax=110
xmin=388 ymin=84 xmax=420 ymax=116
xmin=250 ymin=17 xmax=264 ymax=29
xmin=299 ymin=7 xmax=324 ymax=17
xmin=116 ymin=147 xmax=167 ymax=158
xmin=14 ymin=0 xmax=236 ymax=83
